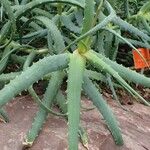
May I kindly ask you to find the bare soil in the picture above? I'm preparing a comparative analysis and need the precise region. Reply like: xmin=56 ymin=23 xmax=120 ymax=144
xmin=0 ymin=93 xmax=149 ymax=150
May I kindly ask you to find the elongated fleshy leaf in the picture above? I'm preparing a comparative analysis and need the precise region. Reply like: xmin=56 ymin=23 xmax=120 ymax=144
xmin=112 ymin=16 xmax=150 ymax=41
xmin=67 ymin=50 xmax=85 ymax=150
xmin=0 ymin=53 xmax=69 ymax=108
xmin=65 ymin=14 xmax=114 ymax=51
xmin=84 ymin=51 xmax=150 ymax=106
xmin=61 ymin=14 xmax=81 ymax=33
xmin=35 ymin=16 xmax=65 ymax=54
xmin=83 ymin=75 xmax=123 ymax=145
xmin=0 ymin=44 xmax=13 ymax=73
xmin=24 ymin=71 xmax=64 ymax=146
xmin=94 ymin=51 xmax=150 ymax=88
xmin=56 ymin=90 xmax=89 ymax=149
xmin=0 ymin=22 xmax=11 ymax=44
xmin=0 ymin=0 xmax=16 ymax=47
xmin=15 ymin=0 xmax=84 ymax=19
xmin=0 ymin=0 xmax=16 ymax=31
xmin=0 ymin=72 xmax=21 ymax=82
xmin=78 ymin=0 xmax=95 ymax=51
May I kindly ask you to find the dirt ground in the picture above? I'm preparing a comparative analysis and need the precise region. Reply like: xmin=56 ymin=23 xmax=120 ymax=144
xmin=0 ymin=94 xmax=150 ymax=150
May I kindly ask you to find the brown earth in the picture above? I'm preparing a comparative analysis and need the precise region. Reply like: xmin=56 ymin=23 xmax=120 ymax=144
xmin=0 ymin=95 xmax=149 ymax=150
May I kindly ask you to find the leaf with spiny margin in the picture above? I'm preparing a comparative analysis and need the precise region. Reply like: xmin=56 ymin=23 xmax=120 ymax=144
xmin=106 ymin=73 xmax=122 ymax=107
xmin=67 ymin=51 xmax=85 ymax=150
xmin=0 ymin=22 xmax=11 ymax=43
xmin=0 ymin=53 xmax=69 ymax=108
xmin=0 ymin=44 xmax=13 ymax=73
xmin=120 ymin=38 xmax=150 ymax=49
xmin=56 ymin=90 xmax=89 ymax=149
xmin=112 ymin=16 xmax=150 ymax=41
xmin=96 ymin=31 xmax=105 ymax=55
xmin=15 ymin=0 xmax=84 ymax=20
xmin=35 ymin=16 xmax=65 ymax=54
xmin=20 ymin=16 xmax=42 ymax=31
xmin=23 ymin=52 xmax=65 ymax=146
xmin=28 ymin=87 xmax=66 ymax=116
xmin=81 ymin=0 xmax=95 ymax=35
xmin=85 ymin=69 xmax=106 ymax=82
xmin=56 ymin=90 xmax=68 ymax=114
xmin=106 ymin=29 xmax=120 ymax=61
xmin=61 ymin=14 xmax=81 ymax=33
xmin=24 ymin=71 xmax=64 ymax=146
xmin=22 ymin=29 xmax=47 ymax=41
xmin=0 ymin=0 xmax=16 ymax=31
xmin=0 ymin=0 xmax=16 ymax=47
xmin=83 ymin=75 xmax=123 ymax=145
xmin=100 ymin=30 xmax=120 ymax=60
xmin=78 ymin=0 xmax=95 ymax=50
xmin=105 ymin=28 xmax=149 ymax=67
xmin=32 ymin=8 xmax=53 ymax=19
xmin=74 ymin=9 xmax=83 ymax=27
xmin=0 ymin=72 xmax=21 ymax=82
xmin=65 ymin=14 xmax=114 ymax=51
xmin=94 ymin=51 xmax=150 ymax=88
xmin=84 ymin=51 xmax=150 ymax=106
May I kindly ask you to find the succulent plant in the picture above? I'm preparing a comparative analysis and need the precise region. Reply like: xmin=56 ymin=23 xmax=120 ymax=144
xmin=0 ymin=0 xmax=150 ymax=149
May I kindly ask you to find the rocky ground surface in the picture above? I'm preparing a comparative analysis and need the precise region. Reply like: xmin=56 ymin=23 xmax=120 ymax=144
xmin=0 ymin=95 xmax=149 ymax=150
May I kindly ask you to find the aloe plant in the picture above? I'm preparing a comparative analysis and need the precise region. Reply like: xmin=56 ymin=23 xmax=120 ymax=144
xmin=0 ymin=0 xmax=150 ymax=150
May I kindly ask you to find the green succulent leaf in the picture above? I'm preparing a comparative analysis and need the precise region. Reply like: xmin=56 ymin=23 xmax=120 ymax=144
xmin=94 ymin=51 xmax=150 ymax=88
xmin=0 ymin=53 xmax=69 ymax=108
xmin=15 ymin=0 xmax=84 ymax=20
xmin=24 ymin=71 xmax=64 ymax=146
xmin=80 ymin=0 xmax=95 ymax=41
xmin=83 ymin=75 xmax=123 ymax=145
xmin=84 ymin=50 xmax=150 ymax=106
xmin=67 ymin=50 xmax=85 ymax=150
